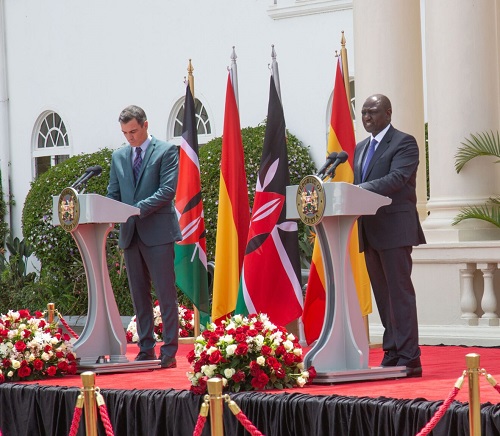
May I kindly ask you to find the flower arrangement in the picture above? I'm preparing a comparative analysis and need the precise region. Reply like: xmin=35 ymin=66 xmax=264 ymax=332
xmin=126 ymin=301 xmax=195 ymax=342
xmin=187 ymin=313 xmax=316 ymax=395
xmin=0 ymin=309 xmax=77 ymax=384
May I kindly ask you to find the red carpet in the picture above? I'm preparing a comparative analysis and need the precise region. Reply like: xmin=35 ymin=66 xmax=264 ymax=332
xmin=21 ymin=344 xmax=500 ymax=404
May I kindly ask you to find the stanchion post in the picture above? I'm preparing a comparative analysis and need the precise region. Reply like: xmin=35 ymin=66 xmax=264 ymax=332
xmin=47 ymin=303 xmax=55 ymax=323
xmin=207 ymin=378 xmax=224 ymax=436
xmin=466 ymin=353 xmax=481 ymax=436
xmin=81 ymin=371 xmax=98 ymax=436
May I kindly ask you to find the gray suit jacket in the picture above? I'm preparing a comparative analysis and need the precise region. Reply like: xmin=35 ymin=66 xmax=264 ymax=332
xmin=353 ymin=126 xmax=426 ymax=252
xmin=107 ymin=136 xmax=182 ymax=249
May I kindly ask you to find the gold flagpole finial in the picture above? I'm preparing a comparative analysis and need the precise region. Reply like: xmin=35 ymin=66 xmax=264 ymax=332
xmin=339 ymin=31 xmax=353 ymax=119
xmin=187 ymin=59 xmax=195 ymax=99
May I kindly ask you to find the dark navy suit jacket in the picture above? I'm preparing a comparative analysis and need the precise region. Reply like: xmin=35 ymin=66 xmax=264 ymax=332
xmin=353 ymin=125 xmax=426 ymax=252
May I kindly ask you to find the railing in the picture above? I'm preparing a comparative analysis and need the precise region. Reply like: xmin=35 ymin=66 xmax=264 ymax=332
xmin=460 ymin=262 xmax=500 ymax=326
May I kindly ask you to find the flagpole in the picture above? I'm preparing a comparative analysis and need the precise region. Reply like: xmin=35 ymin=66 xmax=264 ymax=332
xmin=339 ymin=31 xmax=353 ymax=119
xmin=186 ymin=58 xmax=201 ymax=339
xmin=339 ymin=33 xmax=373 ymax=345
xmin=230 ymin=46 xmax=239 ymax=109
xmin=270 ymin=45 xmax=282 ymax=102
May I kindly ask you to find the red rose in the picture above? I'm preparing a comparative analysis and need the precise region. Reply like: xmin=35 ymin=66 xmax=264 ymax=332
xmin=179 ymin=329 xmax=189 ymax=338
xmin=208 ymin=350 xmax=223 ymax=364
xmin=247 ymin=329 xmax=258 ymax=337
xmin=44 ymin=345 xmax=52 ymax=353
xmin=19 ymin=309 xmax=30 ymax=319
xmin=67 ymin=362 xmax=78 ymax=375
xmin=232 ymin=370 xmax=246 ymax=383
xmin=14 ymin=340 xmax=27 ymax=352
xmin=46 ymin=366 xmax=57 ymax=376
xmin=0 ymin=372 xmax=4 ymax=383
xmin=57 ymin=361 xmax=69 ymax=372
xmin=56 ymin=351 xmax=65 ymax=359
xmin=235 ymin=343 xmax=248 ymax=356
xmin=234 ymin=333 xmax=247 ymax=343
xmin=126 ymin=331 xmax=133 ymax=342
xmin=307 ymin=366 xmax=317 ymax=382
xmin=186 ymin=350 xmax=196 ymax=363
xmin=62 ymin=333 xmax=71 ymax=342
xmin=251 ymin=372 xmax=269 ymax=389
xmin=33 ymin=359 xmax=44 ymax=371
xmin=275 ymin=367 xmax=286 ymax=379
xmin=261 ymin=345 xmax=272 ymax=356
xmin=18 ymin=365 xmax=31 ymax=378
xmin=283 ymin=353 xmax=295 ymax=366
xmin=249 ymin=361 xmax=261 ymax=376
xmin=38 ymin=319 xmax=46 ymax=328
xmin=35 ymin=311 xmax=44 ymax=318
xmin=267 ymin=357 xmax=280 ymax=369
xmin=275 ymin=345 xmax=286 ymax=356
xmin=67 ymin=353 xmax=76 ymax=362
xmin=2 ymin=359 xmax=11 ymax=368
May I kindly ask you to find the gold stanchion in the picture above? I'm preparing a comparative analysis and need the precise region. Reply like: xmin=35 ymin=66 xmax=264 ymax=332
xmin=466 ymin=353 xmax=481 ymax=436
xmin=81 ymin=371 xmax=98 ymax=436
xmin=47 ymin=303 xmax=55 ymax=323
xmin=207 ymin=378 xmax=224 ymax=436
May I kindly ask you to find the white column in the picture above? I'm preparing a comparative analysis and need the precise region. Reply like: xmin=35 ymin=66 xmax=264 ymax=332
xmin=0 ymin=0 xmax=10 ymax=228
xmin=423 ymin=0 xmax=500 ymax=242
xmin=353 ymin=0 xmax=426 ymax=218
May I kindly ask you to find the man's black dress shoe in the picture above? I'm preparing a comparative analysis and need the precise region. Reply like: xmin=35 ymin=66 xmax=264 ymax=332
xmin=381 ymin=352 xmax=399 ymax=367
xmin=405 ymin=366 xmax=423 ymax=378
xmin=135 ymin=350 xmax=157 ymax=361
xmin=160 ymin=355 xmax=177 ymax=369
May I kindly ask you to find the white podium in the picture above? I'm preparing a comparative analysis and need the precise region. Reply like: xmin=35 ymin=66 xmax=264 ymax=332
xmin=287 ymin=180 xmax=407 ymax=382
xmin=52 ymin=190 xmax=160 ymax=372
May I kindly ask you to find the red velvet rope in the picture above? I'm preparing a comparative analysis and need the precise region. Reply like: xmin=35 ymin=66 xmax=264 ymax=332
xmin=235 ymin=411 xmax=265 ymax=436
xmin=98 ymin=404 xmax=115 ymax=436
xmin=415 ymin=386 xmax=460 ymax=436
xmin=68 ymin=407 xmax=83 ymax=436
xmin=493 ymin=383 xmax=500 ymax=394
xmin=57 ymin=313 xmax=80 ymax=340
xmin=192 ymin=415 xmax=207 ymax=436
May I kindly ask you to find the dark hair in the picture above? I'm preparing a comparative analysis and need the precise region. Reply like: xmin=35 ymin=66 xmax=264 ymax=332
xmin=118 ymin=105 xmax=147 ymax=126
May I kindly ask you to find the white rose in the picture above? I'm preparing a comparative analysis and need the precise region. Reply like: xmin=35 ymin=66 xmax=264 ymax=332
xmin=233 ymin=314 xmax=242 ymax=323
xmin=224 ymin=368 xmax=236 ymax=379
xmin=283 ymin=340 xmax=293 ymax=351
xmin=7 ymin=371 xmax=13 ymax=378
xmin=11 ymin=360 xmax=20 ymax=369
xmin=256 ymin=356 xmax=266 ymax=366
xmin=225 ymin=345 xmax=237 ymax=356
xmin=222 ymin=335 xmax=234 ymax=344
xmin=287 ymin=333 xmax=296 ymax=342
xmin=41 ymin=352 xmax=51 ymax=361
xmin=296 ymin=376 xmax=306 ymax=387
xmin=293 ymin=348 xmax=302 ymax=356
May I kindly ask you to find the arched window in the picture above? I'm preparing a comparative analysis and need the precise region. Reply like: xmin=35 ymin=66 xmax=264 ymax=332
xmin=167 ymin=95 xmax=214 ymax=146
xmin=33 ymin=111 xmax=70 ymax=178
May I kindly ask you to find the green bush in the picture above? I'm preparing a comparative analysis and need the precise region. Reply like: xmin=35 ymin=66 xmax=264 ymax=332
xmin=20 ymin=148 xmax=132 ymax=316
xmin=200 ymin=121 xmax=317 ymax=261
xmin=18 ymin=122 xmax=315 ymax=317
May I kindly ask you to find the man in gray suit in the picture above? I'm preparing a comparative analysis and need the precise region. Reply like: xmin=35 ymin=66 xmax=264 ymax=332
xmin=354 ymin=94 xmax=426 ymax=378
xmin=107 ymin=105 xmax=182 ymax=369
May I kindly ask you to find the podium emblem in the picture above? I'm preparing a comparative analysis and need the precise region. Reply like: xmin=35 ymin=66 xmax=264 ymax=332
xmin=58 ymin=187 xmax=80 ymax=232
xmin=296 ymin=175 xmax=325 ymax=225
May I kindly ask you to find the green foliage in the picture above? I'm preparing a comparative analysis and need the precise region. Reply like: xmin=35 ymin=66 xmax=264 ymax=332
xmin=21 ymin=148 xmax=134 ymax=316
xmin=0 ymin=172 xmax=10 ymax=247
xmin=199 ymin=121 xmax=317 ymax=262
xmin=453 ymin=131 xmax=500 ymax=228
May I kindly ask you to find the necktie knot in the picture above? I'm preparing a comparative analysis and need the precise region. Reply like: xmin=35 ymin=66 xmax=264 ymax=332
xmin=361 ymin=138 xmax=378 ymax=181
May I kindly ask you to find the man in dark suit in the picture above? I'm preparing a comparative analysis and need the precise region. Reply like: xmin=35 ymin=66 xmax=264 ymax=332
xmin=353 ymin=94 xmax=426 ymax=378
xmin=107 ymin=105 xmax=182 ymax=369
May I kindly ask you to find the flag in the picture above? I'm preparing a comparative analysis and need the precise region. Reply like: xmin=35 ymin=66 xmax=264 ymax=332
xmin=235 ymin=75 xmax=303 ymax=327
xmin=302 ymin=58 xmax=372 ymax=344
xmin=174 ymin=83 xmax=210 ymax=318
xmin=211 ymin=73 xmax=250 ymax=323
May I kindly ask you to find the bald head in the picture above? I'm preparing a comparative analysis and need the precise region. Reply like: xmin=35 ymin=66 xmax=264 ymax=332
xmin=361 ymin=94 xmax=392 ymax=136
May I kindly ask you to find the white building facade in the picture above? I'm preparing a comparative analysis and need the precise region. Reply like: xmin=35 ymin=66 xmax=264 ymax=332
xmin=1 ymin=0 xmax=499 ymax=345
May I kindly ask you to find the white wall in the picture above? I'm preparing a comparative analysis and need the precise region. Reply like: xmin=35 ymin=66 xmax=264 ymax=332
xmin=4 ymin=0 xmax=354 ymax=237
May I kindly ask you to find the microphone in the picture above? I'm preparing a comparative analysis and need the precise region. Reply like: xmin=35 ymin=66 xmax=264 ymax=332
xmin=324 ymin=151 xmax=348 ymax=179
xmin=71 ymin=165 xmax=103 ymax=190
xmin=315 ymin=152 xmax=338 ymax=178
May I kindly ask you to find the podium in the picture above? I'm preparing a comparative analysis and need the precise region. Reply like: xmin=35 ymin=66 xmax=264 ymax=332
xmin=287 ymin=179 xmax=407 ymax=382
xmin=52 ymin=190 xmax=160 ymax=372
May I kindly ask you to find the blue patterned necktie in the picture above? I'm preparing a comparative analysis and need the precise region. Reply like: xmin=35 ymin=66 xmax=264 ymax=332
xmin=133 ymin=147 xmax=143 ymax=184
xmin=361 ymin=138 xmax=378 ymax=181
